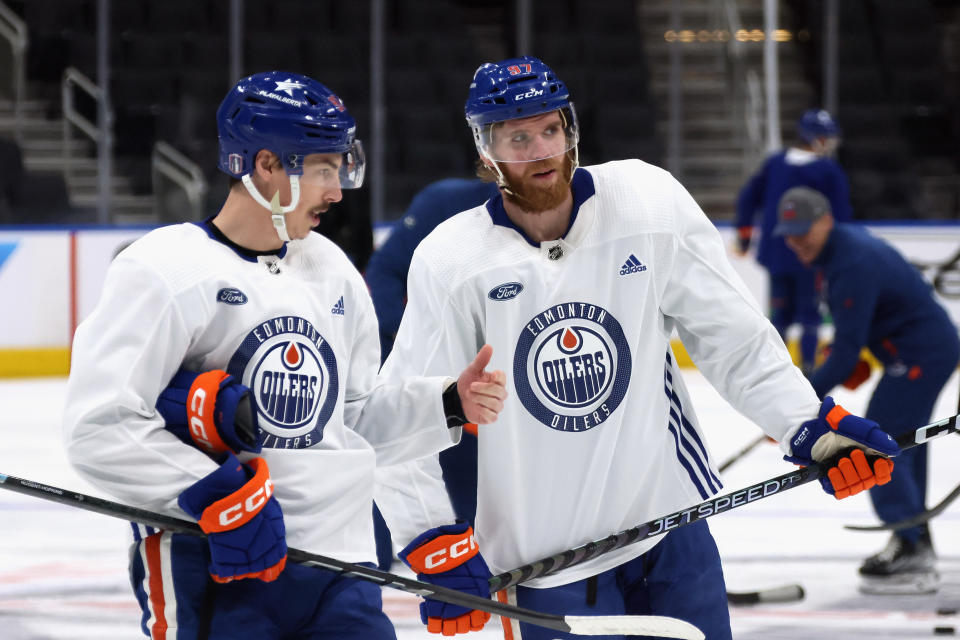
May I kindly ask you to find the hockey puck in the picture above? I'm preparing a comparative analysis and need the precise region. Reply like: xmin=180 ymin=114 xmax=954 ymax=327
xmin=938 ymin=609 xmax=959 ymax=616
xmin=934 ymin=626 xmax=956 ymax=635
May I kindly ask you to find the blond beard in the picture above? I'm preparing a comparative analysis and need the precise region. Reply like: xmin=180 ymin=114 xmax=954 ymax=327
xmin=500 ymin=154 xmax=574 ymax=213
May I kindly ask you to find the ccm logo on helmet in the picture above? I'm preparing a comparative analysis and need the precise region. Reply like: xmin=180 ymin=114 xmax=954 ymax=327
xmin=515 ymin=88 xmax=544 ymax=101
xmin=215 ymin=477 xmax=274 ymax=528
xmin=423 ymin=533 xmax=478 ymax=570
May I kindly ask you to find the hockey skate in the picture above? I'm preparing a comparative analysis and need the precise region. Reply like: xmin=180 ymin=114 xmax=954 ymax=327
xmin=858 ymin=529 xmax=938 ymax=595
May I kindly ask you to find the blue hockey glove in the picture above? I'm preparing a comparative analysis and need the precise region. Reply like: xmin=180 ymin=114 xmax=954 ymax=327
xmin=178 ymin=453 xmax=286 ymax=583
xmin=157 ymin=368 xmax=261 ymax=455
xmin=399 ymin=522 xmax=492 ymax=635
xmin=785 ymin=396 xmax=898 ymax=499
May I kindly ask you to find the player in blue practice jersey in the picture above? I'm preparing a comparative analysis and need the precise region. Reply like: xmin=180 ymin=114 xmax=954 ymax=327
xmin=366 ymin=177 xmax=498 ymax=571
xmin=735 ymin=109 xmax=853 ymax=373
xmin=368 ymin=178 xmax=499 ymax=356
xmin=63 ymin=71 xmax=507 ymax=640
xmin=776 ymin=186 xmax=959 ymax=595
xmin=375 ymin=57 xmax=900 ymax=639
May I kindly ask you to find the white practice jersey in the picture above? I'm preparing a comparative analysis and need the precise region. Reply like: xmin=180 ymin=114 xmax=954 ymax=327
xmin=382 ymin=160 xmax=821 ymax=587
xmin=64 ymin=222 xmax=457 ymax=563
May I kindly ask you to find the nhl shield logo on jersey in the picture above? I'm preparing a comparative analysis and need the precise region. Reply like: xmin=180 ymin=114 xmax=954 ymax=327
xmin=514 ymin=302 xmax=631 ymax=432
xmin=226 ymin=315 xmax=339 ymax=449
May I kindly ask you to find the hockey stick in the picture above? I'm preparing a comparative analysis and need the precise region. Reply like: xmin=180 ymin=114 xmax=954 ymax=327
xmin=844 ymin=478 xmax=960 ymax=532
xmin=726 ymin=584 xmax=804 ymax=605
xmin=488 ymin=413 xmax=960 ymax=591
xmin=0 ymin=472 xmax=703 ymax=639
xmin=718 ymin=433 xmax=768 ymax=473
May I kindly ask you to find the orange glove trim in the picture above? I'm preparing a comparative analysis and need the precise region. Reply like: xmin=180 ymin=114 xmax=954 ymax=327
xmin=405 ymin=527 xmax=479 ymax=575
xmin=874 ymin=457 xmax=894 ymax=484
xmin=197 ymin=457 xmax=275 ymax=534
xmin=826 ymin=449 xmax=895 ymax=500
xmin=187 ymin=370 xmax=232 ymax=454
xmin=426 ymin=610 xmax=490 ymax=636
xmin=211 ymin=555 xmax=287 ymax=584
xmin=824 ymin=404 xmax=851 ymax=430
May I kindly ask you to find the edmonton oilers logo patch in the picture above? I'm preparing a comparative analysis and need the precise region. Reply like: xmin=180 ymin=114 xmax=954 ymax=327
xmin=226 ymin=316 xmax=338 ymax=449
xmin=514 ymin=302 xmax=631 ymax=432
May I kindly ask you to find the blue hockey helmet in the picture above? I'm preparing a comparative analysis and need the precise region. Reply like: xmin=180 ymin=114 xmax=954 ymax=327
xmin=217 ymin=71 xmax=364 ymax=189
xmin=464 ymin=56 xmax=579 ymax=163
xmin=797 ymin=109 xmax=840 ymax=143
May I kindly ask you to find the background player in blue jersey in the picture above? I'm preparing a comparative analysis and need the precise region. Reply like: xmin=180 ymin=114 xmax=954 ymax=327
xmin=735 ymin=109 xmax=853 ymax=373
xmin=368 ymin=178 xmax=499 ymax=357
xmin=63 ymin=71 xmax=507 ymax=640
xmin=776 ymin=186 xmax=959 ymax=595
xmin=366 ymin=177 xmax=497 ymax=570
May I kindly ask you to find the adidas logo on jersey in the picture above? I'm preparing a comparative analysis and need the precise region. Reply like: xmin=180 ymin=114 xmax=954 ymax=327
xmin=619 ymin=254 xmax=647 ymax=275
xmin=331 ymin=296 xmax=345 ymax=316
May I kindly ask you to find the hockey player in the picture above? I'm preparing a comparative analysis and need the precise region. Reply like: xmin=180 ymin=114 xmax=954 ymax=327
xmin=62 ymin=71 xmax=506 ymax=640
xmin=378 ymin=57 xmax=900 ymax=639
xmin=776 ymin=186 xmax=959 ymax=595
xmin=735 ymin=109 xmax=853 ymax=373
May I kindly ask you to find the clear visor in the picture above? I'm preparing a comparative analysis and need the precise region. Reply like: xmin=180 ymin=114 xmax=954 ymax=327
xmin=287 ymin=140 xmax=365 ymax=191
xmin=472 ymin=105 xmax=579 ymax=163
xmin=338 ymin=139 xmax=365 ymax=189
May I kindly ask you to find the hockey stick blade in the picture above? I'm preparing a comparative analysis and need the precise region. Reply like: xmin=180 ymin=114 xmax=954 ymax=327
xmin=844 ymin=479 xmax=960 ymax=531
xmin=491 ymin=413 xmax=960 ymax=590
xmin=0 ymin=472 xmax=702 ymax=639
xmin=565 ymin=615 xmax=703 ymax=638
xmin=727 ymin=583 xmax=805 ymax=605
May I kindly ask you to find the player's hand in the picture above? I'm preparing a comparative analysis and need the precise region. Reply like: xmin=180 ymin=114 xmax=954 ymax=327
xmin=785 ymin=396 xmax=898 ymax=499
xmin=178 ymin=454 xmax=287 ymax=583
xmin=399 ymin=522 xmax=492 ymax=636
xmin=457 ymin=345 xmax=507 ymax=424
xmin=157 ymin=368 xmax=261 ymax=455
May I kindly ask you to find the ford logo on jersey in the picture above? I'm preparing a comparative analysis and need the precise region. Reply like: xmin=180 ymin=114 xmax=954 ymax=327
xmin=488 ymin=282 xmax=524 ymax=301
xmin=226 ymin=316 xmax=339 ymax=450
xmin=217 ymin=288 xmax=248 ymax=305
xmin=514 ymin=302 xmax=631 ymax=432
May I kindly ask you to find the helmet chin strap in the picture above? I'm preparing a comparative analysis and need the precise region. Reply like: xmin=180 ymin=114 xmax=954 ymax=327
xmin=241 ymin=173 xmax=302 ymax=243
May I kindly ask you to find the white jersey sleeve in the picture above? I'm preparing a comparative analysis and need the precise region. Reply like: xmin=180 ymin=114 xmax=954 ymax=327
xmin=660 ymin=176 xmax=819 ymax=446
xmin=343 ymin=275 xmax=459 ymax=466
xmin=64 ymin=254 xmax=219 ymax=514
xmin=374 ymin=456 xmax=457 ymax=550
xmin=373 ymin=244 xmax=482 ymax=543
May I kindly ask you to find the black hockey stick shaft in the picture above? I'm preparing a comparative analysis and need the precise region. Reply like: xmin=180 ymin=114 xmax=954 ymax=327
xmin=0 ymin=473 xmax=650 ymax=636
xmin=489 ymin=413 xmax=960 ymax=591
xmin=718 ymin=433 xmax=768 ymax=473
xmin=844 ymin=479 xmax=960 ymax=532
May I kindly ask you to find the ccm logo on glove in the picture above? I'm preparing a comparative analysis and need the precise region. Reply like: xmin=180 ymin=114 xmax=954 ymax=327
xmin=197 ymin=458 xmax=275 ymax=533
xmin=404 ymin=531 xmax=479 ymax=574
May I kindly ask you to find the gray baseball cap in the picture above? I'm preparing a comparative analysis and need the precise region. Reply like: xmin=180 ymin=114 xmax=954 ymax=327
xmin=773 ymin=186 xmax=832 ymax=236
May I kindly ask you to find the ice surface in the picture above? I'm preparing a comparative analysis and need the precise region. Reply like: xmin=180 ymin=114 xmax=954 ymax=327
xmin=2 ymin=370 xmax=958 ymax=639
